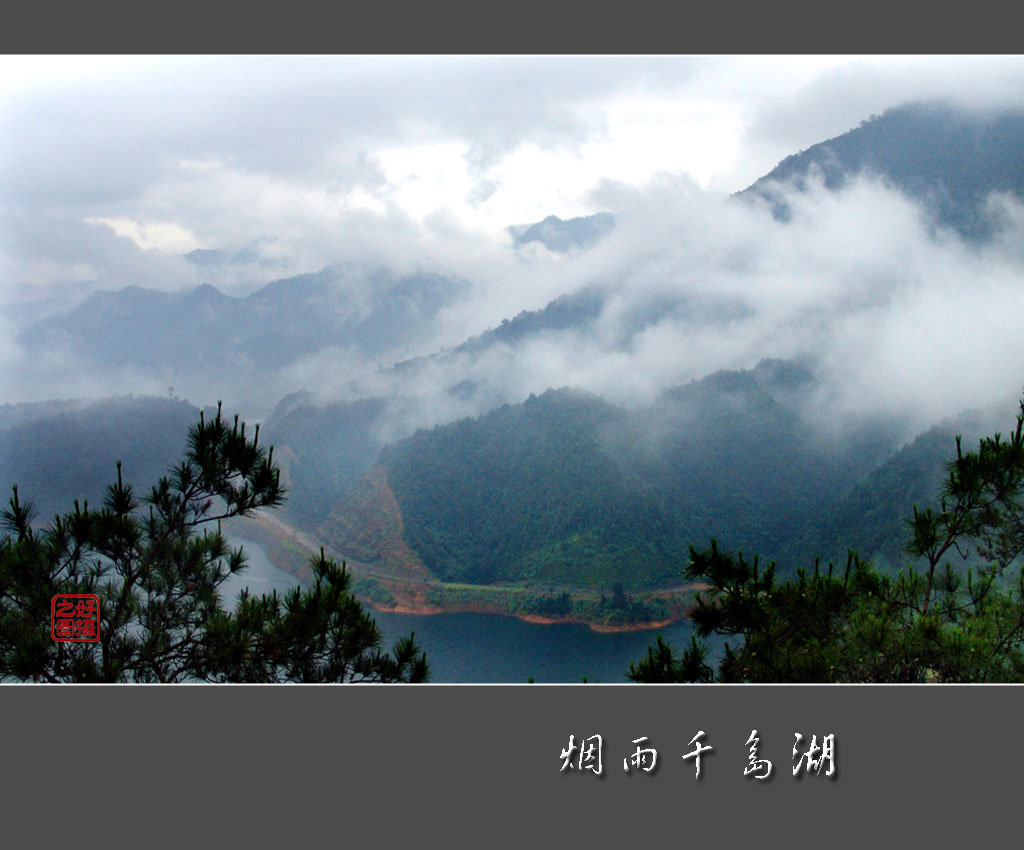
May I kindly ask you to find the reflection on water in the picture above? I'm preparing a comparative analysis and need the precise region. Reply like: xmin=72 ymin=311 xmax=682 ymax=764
xmin=225 ymin=533 xmax=703 ymax=684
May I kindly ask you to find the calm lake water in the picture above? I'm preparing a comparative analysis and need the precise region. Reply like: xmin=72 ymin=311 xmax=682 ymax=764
xmin=224 ymin=533 xmax=703 ymax=683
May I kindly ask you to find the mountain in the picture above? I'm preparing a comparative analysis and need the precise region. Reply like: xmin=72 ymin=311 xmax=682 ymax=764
xmin=741 ymin=101 xmax=1024 ymax=240
xmin=0 ymin=396 xmax=202 ymax=522
xmin=509 ymin=212 xmax=615 ymax=253
xmin=2 ymin=370 xmax=993 ymax=619
xmin=321 ymin=387 xmax=680 ymax=588
xmin=261 ymin=394 xmax=388 ymax=527
xmin=310 ymin=365 xmax=902 ymax=593
xmin=21 ymin=264 xmax=469 ymax=410
xmin=184 ymin=248 xmax=229 ymax=267
xmin=455 ymin=288 xmax=607 ymax=354
xmin=781 ymin=405 xmax=1006 ymax=571
xmin=8 ymin=100 xmax=1024 ymax=626
xmin=22 ymin=103 xmax=1022 ymax=423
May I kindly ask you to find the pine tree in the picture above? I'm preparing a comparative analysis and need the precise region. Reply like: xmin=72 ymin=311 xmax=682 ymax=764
xmin=629 ymin=393 xmax=1024 ymax=683
xmin=0 ymin=403 xmax=428 ymax=683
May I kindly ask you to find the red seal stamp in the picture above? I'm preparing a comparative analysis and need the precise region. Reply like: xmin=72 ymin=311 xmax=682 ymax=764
xmin=51 ymin=594 xmax=101 ymax=642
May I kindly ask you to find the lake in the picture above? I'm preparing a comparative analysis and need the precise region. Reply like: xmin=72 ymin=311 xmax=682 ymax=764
xmin=224 ymin=533 xmax=704 ymax=683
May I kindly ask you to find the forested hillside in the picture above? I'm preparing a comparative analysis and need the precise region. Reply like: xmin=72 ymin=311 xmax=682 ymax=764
xmin=742 ymin=101 xmax=1024 ymax=239
xmin=310 ymin=365 xmax=906 ymax=594
xmin=780 ymin=412 xmax=999 ymax=569
xmin=0 ymin=396 xmax=200 ymax=521
xmin=7 ymin=98 xmax=1024 ymax=632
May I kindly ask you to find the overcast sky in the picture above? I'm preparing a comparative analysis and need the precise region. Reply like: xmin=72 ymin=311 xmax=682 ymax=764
xmin=3 ymin=55 xmax=1024 ymax=432
xmin=4 ymin=55 xmax=1024 ymax=309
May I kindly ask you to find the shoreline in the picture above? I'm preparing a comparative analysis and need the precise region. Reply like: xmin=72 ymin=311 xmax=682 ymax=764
xmin=227 ymin=514 xmax=696 ymax=634
xmin=366 ymin=598 xmax=685 ymax=633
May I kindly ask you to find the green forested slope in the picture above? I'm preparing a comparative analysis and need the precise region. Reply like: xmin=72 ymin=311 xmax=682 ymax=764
xmin=781 ymin=410 xmax=1000 ymax=570
xmin=261 ymin=395 xmax=387 ymax=527
xmin=379 ymin=388 xmax=681 ymax=587
xmin=0 ymin=396 xmax=200 ymax=522
xmin=321 ymin=368 xmax=900 ymax=591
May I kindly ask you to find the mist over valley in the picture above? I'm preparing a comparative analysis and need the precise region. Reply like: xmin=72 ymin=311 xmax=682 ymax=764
xmin=5 ymin=57 xmax=1024 ymax=679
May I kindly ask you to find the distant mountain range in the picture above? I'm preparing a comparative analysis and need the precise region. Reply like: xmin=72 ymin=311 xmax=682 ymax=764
xmin=22 ymin=264 xmax=468 ymax=409
xmin=20 ymin=100 xmax=1023 ymax=413
xmin=740 ymin=100 xmax=1024 ymax=240
xmin=509 ymin=212 xmax=615 ymax=253
xmin=5 ymin=366 xmax=1004 ymax=608
xmin=7 ymin=99 xmax=1024 ymax=625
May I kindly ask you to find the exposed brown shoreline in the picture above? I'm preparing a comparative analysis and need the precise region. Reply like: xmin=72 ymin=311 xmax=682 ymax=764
xmin=366 ymin=598 xmax=684 ymax=633
xmin=229 ymin=513 xmax=696 ymax=633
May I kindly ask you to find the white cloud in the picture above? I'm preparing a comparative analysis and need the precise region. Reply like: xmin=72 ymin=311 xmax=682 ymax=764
xmin=3 ymin=54 xmax=1024 ymax=438
xmin=83 ymin=218 xmax=205 ymax=254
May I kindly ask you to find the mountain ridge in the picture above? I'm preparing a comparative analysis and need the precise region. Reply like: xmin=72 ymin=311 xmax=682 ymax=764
xmin=740 ymin=100 xmax=1024 ymax=239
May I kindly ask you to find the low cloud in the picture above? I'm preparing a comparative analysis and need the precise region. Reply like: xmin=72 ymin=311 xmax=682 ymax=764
xmin=298 ymin=173 xmax=1024 ymax=445
xmin=5 ymin=57 xmax=1024 ymax=445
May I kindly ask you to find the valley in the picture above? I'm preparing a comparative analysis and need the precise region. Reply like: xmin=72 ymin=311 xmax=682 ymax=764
xmin=5 ymin=84 xmax=1024 ymax=681
xmin=228 ymin=506 xmax=702 ymax=633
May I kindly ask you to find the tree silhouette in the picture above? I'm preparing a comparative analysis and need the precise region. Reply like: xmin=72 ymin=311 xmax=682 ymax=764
xmin=630 ymin=393 xmax=1024 ymax=683
xmin=0 ymin=403 xmax=428 ymax=683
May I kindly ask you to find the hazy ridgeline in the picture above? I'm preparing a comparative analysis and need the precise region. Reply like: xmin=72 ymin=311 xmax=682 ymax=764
xmin=5 ymin=100 xmax=1024 ymax=670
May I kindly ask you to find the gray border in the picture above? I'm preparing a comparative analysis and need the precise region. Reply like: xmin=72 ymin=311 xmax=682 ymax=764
xmin=4 ymin=8 xmax=1020 ymax=845
xmin=2 ymin=1 xmax=1019 ymax=53
xmin=4 ymin=683 xmax=1020 ymax=843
